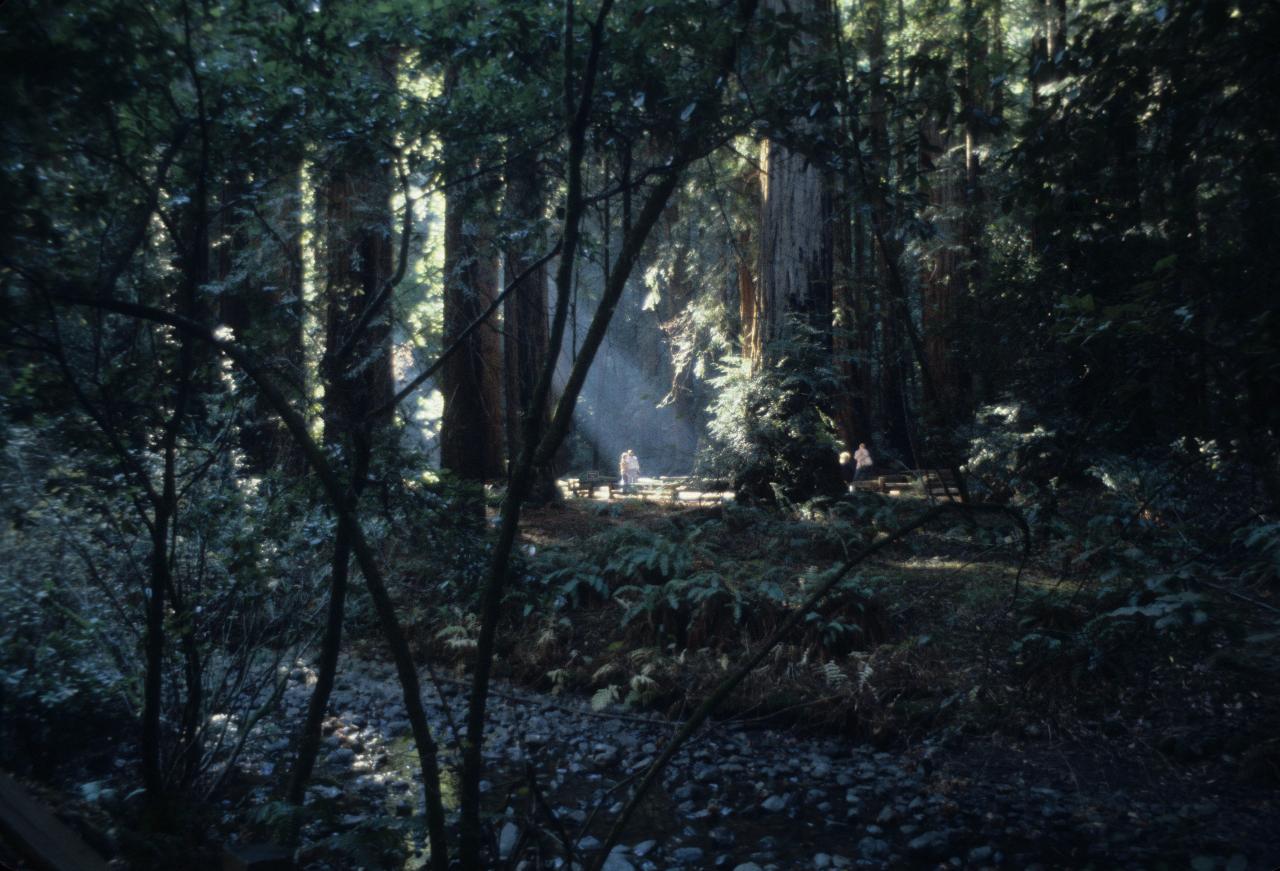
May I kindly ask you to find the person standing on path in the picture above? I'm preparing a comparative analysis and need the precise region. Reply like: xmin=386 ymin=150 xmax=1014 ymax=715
xmin=853 ymin=443 xmax=874 ymax=481
xmin=620 ymin=449 xmax=640 ymax=489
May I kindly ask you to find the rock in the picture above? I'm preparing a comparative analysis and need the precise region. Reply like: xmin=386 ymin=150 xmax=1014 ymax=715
xmin=324 ymin=747 xmax=355 ymax=767
xmin=671 ymin=846 xmax=704 ymax=864
xmin=602 ymin=856 xmax=636 ymax=871
xmin=709 ymin=826 xmax=734 ymax=846
xmin=967 ymin=845 xmax=994 ymax=863
xmin=814 ymin=853 xmax=832 ymax=868
xmin=907 ymin=831 xmax=948 ymax=857
xmin=632 ymin=840 xmax=657 ymax=857
xmin=761 ymin=794 xmax=788 ymax=812
xmin=499 ymin=822 xmax=519 ymax=859
xmin=693 ymin=763 xmax=719 ymax=783
xmin=592 ymin=745 xmax=620 ymax=768
xmin=858 ymin=837 xmax=890 ymax=859
xmin=222 ymin=843 xmax=292 ymax=871
xmin=577 ymin=836 xmax=603 ymax=851
xmin=732 ymin=864 xmax=764 ymax=871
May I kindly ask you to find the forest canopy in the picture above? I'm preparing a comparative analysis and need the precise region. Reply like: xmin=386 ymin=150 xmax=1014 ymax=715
xmin=1 ymin=0 xmax=1278 ymax=868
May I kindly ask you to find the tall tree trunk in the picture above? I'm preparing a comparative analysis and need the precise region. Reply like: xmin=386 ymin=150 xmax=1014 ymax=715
xmin=287 ymin=110 xmax=396 ymax=808
xmin=736 ymin=160 xmax=762 ymax=364
xmin=441 ymin=151 xmax=505 ymax=480
xmin=757 ymin=136 xmax=834 ymax=352
xmin=502 ymin=151 xmax=555 ymax=499
xmin=919 ymin=88 xmax=965 ymax=433
xmin=745 ymin=0 xmax=841 ymax=501
xmin=831 ymin=160 xmax=865 ymax=450
xmin=868 ymin=0 xmax=915 ymax=465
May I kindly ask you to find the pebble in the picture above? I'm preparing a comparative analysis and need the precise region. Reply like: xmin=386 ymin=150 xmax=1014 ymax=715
xmin=499 ymin=822 xmax=519 ymax=859
xmin=907 ymin=830 xmax=948 ymax=856
xmin=858 ymin=837 xmax=890 ymax=859
xmin=671 ymin=846 xmax=705 ymax=864
xmin=761 ymin=794 xmax=788 ymax=812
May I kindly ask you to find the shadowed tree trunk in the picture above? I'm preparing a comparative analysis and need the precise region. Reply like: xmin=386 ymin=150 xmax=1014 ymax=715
xmin=864 ymin=0 xmax=915 ymax=465
xmin=286 ymin=101 xmax=396 ymax=805
xmin=441 ymin=76 xmax=505 ymax=482
xmin=757 ymin=135 xmax=834 ymax=352
xmin=502 ymin=150 xmax=556 ymax=499
xmin=919 ymin=74 xmax=966 ymax=433
xmin=740 ymin=0 xmax=842 ymax=502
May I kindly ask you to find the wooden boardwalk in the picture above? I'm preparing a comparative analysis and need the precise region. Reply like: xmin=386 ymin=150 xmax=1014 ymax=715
xmin=562 ymin=474 xmax=732 ymax=504
xmin=563 ymin=470 xmax=963 ymax=503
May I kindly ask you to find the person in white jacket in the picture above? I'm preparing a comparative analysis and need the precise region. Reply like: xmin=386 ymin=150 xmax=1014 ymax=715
xmin=853 ymin=443 xmax=874 ymax=481
xmin=620 ymin=450 xmax=640 ymax=488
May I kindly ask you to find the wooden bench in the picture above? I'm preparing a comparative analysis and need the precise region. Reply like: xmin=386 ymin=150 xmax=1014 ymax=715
xmin=849 ymin=469 xmax=964 ymax=500
xmin=649 ymin=477 xmax=731 ymax=503
xmin=568 ymin=473 xmax=617 ymax=498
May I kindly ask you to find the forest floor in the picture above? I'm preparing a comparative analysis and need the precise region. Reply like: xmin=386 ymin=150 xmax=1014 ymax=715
xmin=11 ymin=495 xmax=1279 ymax=870
xmin=250 ymin=494 xmax=1277 ymax=870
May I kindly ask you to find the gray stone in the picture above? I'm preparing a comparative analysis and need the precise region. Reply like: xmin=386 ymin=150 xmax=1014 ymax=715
xmin=967 ymin=846 xmax=993 ymax=863
xmin=732 ymin=864 xmax=764 ymax=871
xmin=671 ymin=847 xmax=704 ymax=864
xmin=907 ymin=831 xmax=948 ymax=856
xmin=592 ymin=745 xmax=620 ymax=768
xmin=858 ymin=837 xmax=890 ymax=859
xmin=967 ymin=845 xmax=998 ymax=865
xmin=324 ymin=747 xmax=355 ymax=767
xmin=498 ymin=822 xmax=519 ymax=859
xmin=578 ymin=836 xmax=603 ymax=851
xmin=222 ymin=843 xmax=292 ymax=871
xmin=710 ymin=826 xmax=735 ymax=846
xmin=602 ymin=856 xmax=636 ymax=871
xmin=761 ymin=794 xmax=788 ymax=812
xmin=693 ymin=763 xmax=719 ymax=782
xmin=814 ymin=853 xmax=832 ymax=868
xmin=632 ymin=840 xmax=657 ymax=857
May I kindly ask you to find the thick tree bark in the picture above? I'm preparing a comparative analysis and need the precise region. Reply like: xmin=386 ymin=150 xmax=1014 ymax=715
xmin=757 ymin=138 xmax=834 ymax=352
xmin=742 ymin=0 xmax=843 ymax=501
xmin=441 ymin=63 xmax=505 ymax=482
xmin=919 ymin=100 xmax=965 ymax=431
xmin=735 ymin=161 xmax=762 ymax=364
xmin=287 ymin=88 xmax=397 ymax=810
xmin=441 ymin=177 xmax=505 ymax=480
xmin=502 ymin=151 xmax=556 ymax=499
